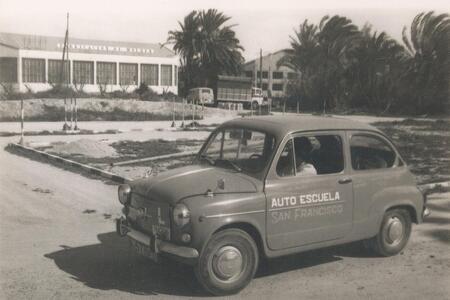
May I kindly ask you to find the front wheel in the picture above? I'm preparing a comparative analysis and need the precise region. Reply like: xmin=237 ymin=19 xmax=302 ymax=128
xmin=364 ymin=208 xmax=412 ymax=256
xmin=194 ymin=229 xmax=259 ymax=296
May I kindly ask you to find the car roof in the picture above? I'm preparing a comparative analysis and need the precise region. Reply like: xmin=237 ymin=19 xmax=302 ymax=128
xmin=221 ymin=115 xmax=381 ymax=139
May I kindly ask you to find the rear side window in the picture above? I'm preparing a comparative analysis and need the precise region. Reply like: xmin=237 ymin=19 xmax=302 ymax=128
xmin=350 ymin=135 xmax=396 ymax=170
xmin=201 ymin=89 xmax=211 ymax=94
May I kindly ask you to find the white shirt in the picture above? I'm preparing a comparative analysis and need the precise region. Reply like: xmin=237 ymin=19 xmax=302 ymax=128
xmin=296 ymin=162 xmax=317 ymax=175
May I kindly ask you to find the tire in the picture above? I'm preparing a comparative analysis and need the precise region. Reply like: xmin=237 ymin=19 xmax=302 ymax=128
xmin=194 ymin=229 xmax=259 ymax=296
xmin=364 ymin=208 xmax=412 ymax=256
xmin=251 ymin=101 xmax=259 ymax=110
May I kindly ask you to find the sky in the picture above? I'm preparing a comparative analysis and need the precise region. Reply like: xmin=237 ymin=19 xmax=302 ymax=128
xmin=0 ymin=0 xmax=448 ymax=60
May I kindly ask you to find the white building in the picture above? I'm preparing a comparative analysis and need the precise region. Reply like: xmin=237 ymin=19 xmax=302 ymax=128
xmin=243 ymin=50 xmax=299 ymax=99
xmin=0 ymin=32 xmax=179 ymax=94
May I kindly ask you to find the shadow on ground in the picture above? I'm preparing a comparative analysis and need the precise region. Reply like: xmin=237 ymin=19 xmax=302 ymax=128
xmin=45 ymin=232 xmax=205 ymax=297
xmin=44 ymin=232 xmax=375 ymax=297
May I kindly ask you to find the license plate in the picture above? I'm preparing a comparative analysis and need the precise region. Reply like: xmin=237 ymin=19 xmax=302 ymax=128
xmin=129 ymin=238 xmax=158 ymax=262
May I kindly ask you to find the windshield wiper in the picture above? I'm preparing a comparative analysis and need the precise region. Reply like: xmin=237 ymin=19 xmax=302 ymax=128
xmin=215 ymin=159 xmax=242 ymax=172
xmin=200 ymin=154 xmax=215 ymax=166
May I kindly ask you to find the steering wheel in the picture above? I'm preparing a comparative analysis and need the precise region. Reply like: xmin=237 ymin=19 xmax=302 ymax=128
xmin=249 ymin=153 xmax=262 ymax=160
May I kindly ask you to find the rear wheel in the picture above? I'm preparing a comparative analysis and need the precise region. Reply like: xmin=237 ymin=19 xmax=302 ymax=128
xmin=251 ymin=101 xmax=259 ymax=111
xmin=194 ymin=229 xmax=259 ymax=296
xmin=364 ymin=208 xmax=412 ymax=256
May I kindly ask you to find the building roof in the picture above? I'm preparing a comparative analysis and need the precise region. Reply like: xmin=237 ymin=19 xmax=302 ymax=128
xmin=0 ymin=32 xmax=177 ymax=58
xmin=244 ymin=49 xmax=293 ymax=71
xmin=222 ymin=115 xmax=380 ymax=138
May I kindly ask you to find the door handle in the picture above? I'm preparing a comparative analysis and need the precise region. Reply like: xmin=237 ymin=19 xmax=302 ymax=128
xmin=338 ymin=177 xmax=352 ymax=184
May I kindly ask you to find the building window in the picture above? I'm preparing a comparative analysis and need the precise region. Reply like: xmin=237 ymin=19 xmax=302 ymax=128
xmin=161 ymin=64 xmax=172 ymax=86
xmin=22 ymin=58 xmax=45 ymax=83
xmin=288 ymin=72 xmax=298 ymax=80
xmin=97 ymin=62 xmax=116 ymax=85
xmin=73 ymin=61 xmax=94 ymax=84
xmin=245 ymin=71 xmax=253 ymax=78
xmin=0 ymin=57 xmax=17 ymax=83
xmin=257 ymin=71 xmax=268 ymax=79
xmin=272 ymin=83 xmax=283 ymax=91
xmin=119 ymin=63 xmax=138 ymax=85
xmin=262 ymin=83 xmax=268 ymax=91
xmin=272 ymin=71 xmax=283 ymax=79
xmin=141 ymin=64 xmax=158 ymax=86
xmin=48 ymin=60 xmax=70 ymax=84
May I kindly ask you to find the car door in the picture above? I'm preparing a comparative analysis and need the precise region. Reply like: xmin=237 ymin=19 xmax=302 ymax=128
xmin=264 ymin=131 xmax=354 ymax=250
xmin=348 ymin=131 xmax=408 ymax=237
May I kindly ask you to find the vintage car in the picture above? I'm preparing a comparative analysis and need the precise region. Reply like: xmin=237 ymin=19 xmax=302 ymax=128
xmin=116 ymin=115 xmax=428 ymax=295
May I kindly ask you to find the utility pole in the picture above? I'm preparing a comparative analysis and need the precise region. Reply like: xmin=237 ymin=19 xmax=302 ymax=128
xmin=259 ymin=49 xmax=263 ymax=89
xmin=61 ymin=13 xmax=70 ymax=131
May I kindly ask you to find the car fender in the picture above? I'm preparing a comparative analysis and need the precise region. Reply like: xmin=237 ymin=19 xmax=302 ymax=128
xmin=183 ymin=192 xmax=267 ymax=256
xmin=369 ymin=185 xmax=423 ymax=234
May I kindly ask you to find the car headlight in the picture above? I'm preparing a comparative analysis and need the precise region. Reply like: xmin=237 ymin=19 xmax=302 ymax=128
xmin=173 ymin=203 xmax=191 ymax=227
xmin=118 ymin=184 xmax=131 ymax=205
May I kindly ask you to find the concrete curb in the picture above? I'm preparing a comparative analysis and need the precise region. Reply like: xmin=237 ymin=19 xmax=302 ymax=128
xmin=420 ymin=181 xmax=450 ymax=191
xmin=111 ymin=150 xmax=198 ymax=166
xmin=7 ymin=143 xmax=131 ymax=184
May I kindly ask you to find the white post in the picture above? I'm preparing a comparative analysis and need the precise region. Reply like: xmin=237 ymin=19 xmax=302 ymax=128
xmin=70 ymin=98 xmax=73 ymax=129
xmin=19 ymin=98 xmax=24 ymax=145
xmin=192 ymin=101 xmax=195 ymax=128
xmin=74 ymin=97 xmax=78 ymax=130
xmin=171 ymin=97 xmax=176 ymax=127
xmin=181 ymin=98 xmax=185 ymax=128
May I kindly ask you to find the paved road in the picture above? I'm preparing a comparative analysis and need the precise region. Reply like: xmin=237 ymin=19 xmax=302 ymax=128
xmin=0 ymin=139 xmax=449 ymax=299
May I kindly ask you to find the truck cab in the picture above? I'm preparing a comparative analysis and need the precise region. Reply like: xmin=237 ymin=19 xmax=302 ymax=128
xmin=251 ymin=87 xmax=265 ymax=107
xmin=187 ymin=87 xmax=214 ymax=105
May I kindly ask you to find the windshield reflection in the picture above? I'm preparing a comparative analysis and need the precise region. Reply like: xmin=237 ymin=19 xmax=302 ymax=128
xmin=199 ymin=128 xmax=276 ymax=176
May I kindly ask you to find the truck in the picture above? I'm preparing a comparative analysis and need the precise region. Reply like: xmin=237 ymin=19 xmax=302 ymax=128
xmin=187 ymin=87 xmax=215 ymax=106
xmin=216 ymin=75 xmax=265 ymax=109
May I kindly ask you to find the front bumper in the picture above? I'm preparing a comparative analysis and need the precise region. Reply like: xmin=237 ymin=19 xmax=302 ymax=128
xmin=116 ymin=218 xmax=199 ymax=261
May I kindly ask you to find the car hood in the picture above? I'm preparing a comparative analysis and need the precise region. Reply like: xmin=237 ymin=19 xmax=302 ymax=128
xmin=130 ymin=164 xmax=260 ymax=205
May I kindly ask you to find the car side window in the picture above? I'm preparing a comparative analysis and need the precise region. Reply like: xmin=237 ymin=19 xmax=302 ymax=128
xmin=276 ymin=139 xmax=295 ymax=177
xmin=350 ymin=134 xmax=396 ymax=170
xmin=294 ymin=135 xmax=344 ymax=175
xmin=276 ymin=134 xmax=344 ymax=177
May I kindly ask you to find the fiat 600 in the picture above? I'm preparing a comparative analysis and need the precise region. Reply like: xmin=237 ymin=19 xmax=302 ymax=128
xmin=116 ymin=115 xmax=427 ymax=295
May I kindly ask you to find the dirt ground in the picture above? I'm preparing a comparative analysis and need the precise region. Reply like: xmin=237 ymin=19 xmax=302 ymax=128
xmin=0 ymin=139 xmax=449 ymax=299
xmin=21 ymin=117 xmax=448 ymax=184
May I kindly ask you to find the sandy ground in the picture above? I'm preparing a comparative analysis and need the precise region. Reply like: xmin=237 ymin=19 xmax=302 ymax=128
xmin=0 ymin=115 xmax=234 ymax=134
xmin=0 ymin=136 xmax=449 ymax=299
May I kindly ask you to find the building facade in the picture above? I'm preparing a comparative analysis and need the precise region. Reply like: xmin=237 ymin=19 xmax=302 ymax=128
xmin=0 ymin=32 xmax=179 ymax=94
xmin=243 ymin=49 xmax=298 ymax=99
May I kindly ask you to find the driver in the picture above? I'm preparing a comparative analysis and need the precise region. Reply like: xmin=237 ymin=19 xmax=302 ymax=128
xmin=294 ymin=137 xmax=317 ymax=175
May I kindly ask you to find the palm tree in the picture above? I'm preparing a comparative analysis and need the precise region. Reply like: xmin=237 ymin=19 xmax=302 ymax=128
xmin=167 ymin=9 xmax=244 ymax=93
xmin=402 ymin=11 xmax=450 ymax=114
xmin=347 ymin=25 xmax=408 ymax=112
xmin=167 ymin=11 xmax=200 ymax=95
xmin=280 ymin=15 xmax=359 ymax=111
xmin=278 ymin=20 xmax=321 ymax=110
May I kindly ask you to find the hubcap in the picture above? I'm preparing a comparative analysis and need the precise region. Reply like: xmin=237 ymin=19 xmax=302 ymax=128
xmin=212 ymin=246 xmax=243 ymax=281
xmin=386 ymin=217 xmax=404 ymax=245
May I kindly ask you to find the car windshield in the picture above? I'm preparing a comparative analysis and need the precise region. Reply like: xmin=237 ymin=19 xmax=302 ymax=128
xmin=199 ymin=127 xmax=276 ymax=177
